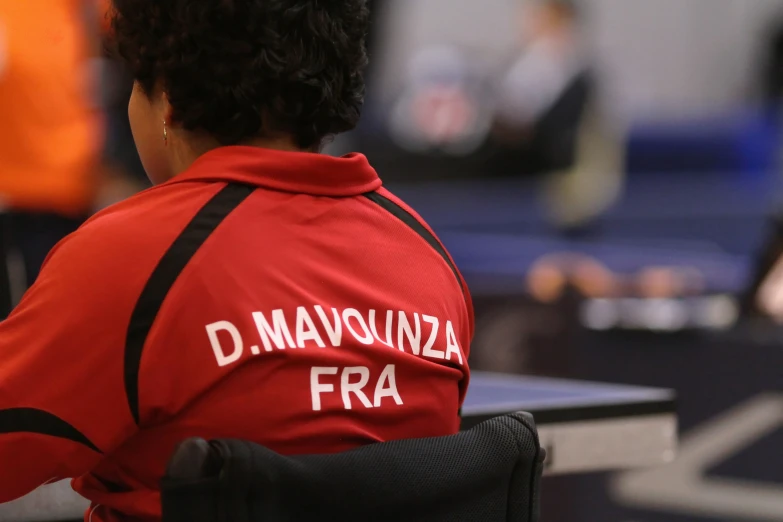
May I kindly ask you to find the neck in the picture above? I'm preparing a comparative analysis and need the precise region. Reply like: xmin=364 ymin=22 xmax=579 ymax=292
xmin=168 ymin=133 xmax=306 ymax=178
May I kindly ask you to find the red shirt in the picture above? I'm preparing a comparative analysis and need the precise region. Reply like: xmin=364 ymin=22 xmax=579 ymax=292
xmin=0 ymin=147 xmax=474 ymax=521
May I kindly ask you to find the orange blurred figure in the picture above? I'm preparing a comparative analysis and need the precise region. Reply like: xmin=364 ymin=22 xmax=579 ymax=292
xmin=0 ymin=0 xmax=106 ymax=216
xmin=0 ymin=0 xmax=110 ymax=317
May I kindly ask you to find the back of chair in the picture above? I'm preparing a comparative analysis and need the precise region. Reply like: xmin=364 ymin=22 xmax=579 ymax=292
xmin=161 ymin=412 xmax=544 ymax=522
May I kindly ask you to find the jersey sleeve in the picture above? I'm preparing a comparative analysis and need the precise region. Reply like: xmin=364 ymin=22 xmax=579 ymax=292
xmin=0 ymin=226 xmax=138 ymax=502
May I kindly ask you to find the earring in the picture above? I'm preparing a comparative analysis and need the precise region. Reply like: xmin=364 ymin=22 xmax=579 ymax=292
xmin=163 ymin=120 xmax=168 ymax=146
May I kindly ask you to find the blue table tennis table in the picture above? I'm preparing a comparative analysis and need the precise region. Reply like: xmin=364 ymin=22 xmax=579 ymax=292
xmin=1 ymin=372 xmax=678 ymax=521
xmin=389 ymin=175 xmax=766 ymax=299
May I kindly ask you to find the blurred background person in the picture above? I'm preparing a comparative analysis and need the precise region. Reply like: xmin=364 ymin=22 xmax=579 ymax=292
xmin=490 ymin=0 xmax=624 ymax=233
xmin=492 ymin=0 xmax=591 ymax=175
xmin=0 ymin=0 xmax=102 ymax=318
xmin=0 ymin=0 xmax=142 ymax=318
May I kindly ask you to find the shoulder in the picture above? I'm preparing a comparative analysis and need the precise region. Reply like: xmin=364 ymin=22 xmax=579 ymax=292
xmin=370 ymin=187 xmax=453 ymax=267
xmin=43 ymin=182 xmax=223 ymax=287
xmin=372 ymin=187 xmax=475 ymax=340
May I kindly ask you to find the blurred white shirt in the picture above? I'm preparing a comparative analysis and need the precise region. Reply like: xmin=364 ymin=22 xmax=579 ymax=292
xmin=496 ymin=36 xmax=586 ymax=126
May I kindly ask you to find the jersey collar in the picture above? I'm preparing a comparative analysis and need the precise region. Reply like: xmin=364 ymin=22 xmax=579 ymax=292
xmin=168 ymin=146 xmax=382 ymax=196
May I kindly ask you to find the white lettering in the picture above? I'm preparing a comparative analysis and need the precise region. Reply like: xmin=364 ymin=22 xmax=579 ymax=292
xmin=206 ymin=321 xmax=244 ymax=367
xmin=342 ymin=309 xmax=373 ymax=345
xmin=445 ymin=321 xmax=463 ymax=364
xmin=397 ymin=312 xmax=421 ymax=355
xmin=421 ymin=315 xmax=445 ymax=359
xmin=385 ymin=310 xmax=393 ymax=349
xmin=315 ymin=306 xmax=343 ymax=346
xmin=296 ymin=306 xmax=326 ymax=348
xmin=310 ymin=367 xmax=339 ymax=411
xmin=253 ymin=310 xmax=296 ymax=351
xmin=374 ymin=364 xmax=404 ymax=407
xmin=340 ymin=367 xmax=373 ymax=409
xmin=369 ymin=309 xmax=394 ymax=348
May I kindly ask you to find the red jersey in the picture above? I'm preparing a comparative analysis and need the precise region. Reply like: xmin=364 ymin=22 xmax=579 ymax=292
xmin=0 ymin=147 xmax=474 ymax=521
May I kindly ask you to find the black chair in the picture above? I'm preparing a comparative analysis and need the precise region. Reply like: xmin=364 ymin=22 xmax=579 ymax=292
xmin=160 ymin=412 xmax=544 ymax=522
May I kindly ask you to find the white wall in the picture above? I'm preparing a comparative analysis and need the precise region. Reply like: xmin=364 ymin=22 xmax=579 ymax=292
xmin=373 ymin=0 xmax=516 ymax=100
xmin=375 ymin=0 xmax=783 ymax=123
xmin=587 ymin=0 xmax=783 ymax=120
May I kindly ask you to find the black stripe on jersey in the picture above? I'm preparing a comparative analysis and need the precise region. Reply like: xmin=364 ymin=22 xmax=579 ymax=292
xmin=363 ymin=192 xmax=464 ymax=297
xmin=0 ymin=408 xmax=102 ymax=453
xmin=125 ymin=183 xmax=254 ymax=425
xmin=92 ymin=473 xmax=132 ymax=493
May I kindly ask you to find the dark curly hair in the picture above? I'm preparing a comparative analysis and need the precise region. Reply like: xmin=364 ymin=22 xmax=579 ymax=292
xmin=111 ymin=0 xmax=369 ymax=149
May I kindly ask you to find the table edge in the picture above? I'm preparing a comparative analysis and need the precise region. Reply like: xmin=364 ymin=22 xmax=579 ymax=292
xmin=460 ymin=397 xmax=676 ymax=430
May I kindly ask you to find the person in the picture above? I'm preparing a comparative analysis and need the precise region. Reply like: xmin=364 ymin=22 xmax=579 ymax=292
xmin=0 ymin=0 xmax=139 ymax=317
xmin=490 ymin=0 xmax=590 ymax=175
xmin=0 ymin=0 xmax=474 ymax=520
xmin=0 ymin=0 xmax=108 ymax=317
xmin=490 ymin=0 xmax=624 ymax=233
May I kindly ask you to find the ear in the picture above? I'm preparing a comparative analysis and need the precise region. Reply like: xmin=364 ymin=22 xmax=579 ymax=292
xmin=160 ymin=90 xmax=174 ymax=124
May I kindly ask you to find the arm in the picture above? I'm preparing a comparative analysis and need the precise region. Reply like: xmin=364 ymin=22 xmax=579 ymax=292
xmin=0 ymin=228 xmax=137 ymax=502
